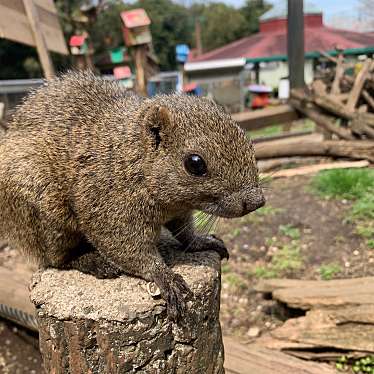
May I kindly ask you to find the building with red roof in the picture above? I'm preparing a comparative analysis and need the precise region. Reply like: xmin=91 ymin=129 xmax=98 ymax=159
xmin=184 ymin=1 xmax=374 ymax=107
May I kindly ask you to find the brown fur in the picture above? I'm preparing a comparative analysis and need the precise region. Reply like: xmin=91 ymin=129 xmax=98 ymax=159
xmin=0 ymin=71 xmax=264 ymax=320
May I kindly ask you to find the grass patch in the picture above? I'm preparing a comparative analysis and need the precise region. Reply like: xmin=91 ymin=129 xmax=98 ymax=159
xmin=223 ymin=273 xmax=247 ymax=289
xmin=279 ymin=224 xmax=301 ymax=240
xmin=253 ymin=243 xmax=303 ymax=279
xmin=248 ymin=125 xmax=283 ymax=138
xmin=311 ymin=169 xmax=374 ymax=200
xmin=311 ymin=168 xmax=374 ymax=244
xmin=319 ymin=263 xmax=342 ymax=280
xmin=242 ymin=205 xmax=284 ymax=225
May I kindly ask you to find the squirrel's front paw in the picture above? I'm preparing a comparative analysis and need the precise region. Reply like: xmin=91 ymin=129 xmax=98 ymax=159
xmin=188 ymin=235 xmax=229 ymax=260
xmin=153 ymin=270 xmax=192 ymax=322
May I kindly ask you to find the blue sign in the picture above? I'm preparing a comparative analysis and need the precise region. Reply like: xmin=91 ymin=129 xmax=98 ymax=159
xmin=176 ymin=44 xmax=190 ymax=63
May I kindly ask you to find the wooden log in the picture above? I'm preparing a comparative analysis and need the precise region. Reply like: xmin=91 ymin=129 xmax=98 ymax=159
xmin=262 ymin=160 xmax=369 ymax=179
xmin=232 ymin=105 xmax=300 ymax=131
xmin=351 ymin=116 xmax=374 ymax=139
xmin=331 ymin=53 xmax=344 ymax=95
xmin=30 ymin=251 xmax=224 ymax=373
xmin=255 ymin=140 xmax=374 ymax=162
xmin=290 ymin=95 xmax=354 ymax=140
xmin=346 ymin=59 xmax=372 ymax=111
xmin=362 ymin=89 xmax=374 ymax=111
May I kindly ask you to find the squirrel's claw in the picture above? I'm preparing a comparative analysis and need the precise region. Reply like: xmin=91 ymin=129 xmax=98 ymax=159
xmin=186 ymin=234 xmax=229 ymax=260
xmin=153 ymin=270 xmax=192 ymax=322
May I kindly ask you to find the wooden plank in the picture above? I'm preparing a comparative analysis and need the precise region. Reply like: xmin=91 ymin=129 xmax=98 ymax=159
xmin=223 ymin=337 xmax=336 ymax=374
xmin=263 ymin=160 xmax=369 ymax=179
xmin=0 ymin=0 xmax=68 ymax=55
xmin=271 ymin=307 xmax=374 ymax=353
xmin=255 ymin=277 xmax=374 ymax=294
xmin=232 ymin=105 xmax=300 ymax=131
xmin=23 ymin=0 xmax=55 ymax=79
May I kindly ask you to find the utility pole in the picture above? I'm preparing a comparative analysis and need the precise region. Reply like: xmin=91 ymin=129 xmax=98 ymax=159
xmin=287 ymin=0 xmax=305 ymax=89
xmin=195 ymin=18 xmax=203 ymax=56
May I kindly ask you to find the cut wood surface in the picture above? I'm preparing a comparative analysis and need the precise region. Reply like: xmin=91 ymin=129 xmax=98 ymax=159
xmin=31 ymin=252 xmax=225 ymax=373
xmin=261 ymin=160 xmax=369 ymax=178
xmin=232 ymin=105 xmax=300 ymax=131
xmin=223 ymin=337 xmax=337 ymax=374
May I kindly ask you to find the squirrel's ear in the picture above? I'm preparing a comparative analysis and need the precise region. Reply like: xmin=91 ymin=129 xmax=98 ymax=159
xmin=142 ymin=105 xmax=173 ymax=149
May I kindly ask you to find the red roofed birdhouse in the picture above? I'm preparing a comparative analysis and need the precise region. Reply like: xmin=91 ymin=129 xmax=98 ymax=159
xmin=69 ymin=35 xmax=88 ymax=55
xmin=120 ymin=9 xmax=152 ymax=47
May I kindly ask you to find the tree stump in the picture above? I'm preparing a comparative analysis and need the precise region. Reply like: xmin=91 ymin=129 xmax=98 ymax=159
xmin=30 ymin=251 xmax=224 ymax=373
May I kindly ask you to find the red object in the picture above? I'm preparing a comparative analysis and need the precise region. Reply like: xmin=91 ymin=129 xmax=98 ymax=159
xmin=120 ymin=9 xmax=151 ymax=29
xmin=251 ymin=93 xmax=270 ymax=110
xmin=183 ymin=82 xmax=198 ymax=92
xmin=113 ymin=66 xmax=132 ymax=80
xmin=69 ymin=35 xmax=86 ymax=47
xmin=188 ymin=13 xmax=374 ymax=62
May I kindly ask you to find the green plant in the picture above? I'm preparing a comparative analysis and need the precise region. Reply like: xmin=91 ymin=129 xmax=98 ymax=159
xmin=319 ymin=263 xmax=342 ymax=280
xmin=311 ymin=169 xmax=374 ymax=200
xmin=367 ymin=239 xmax=374 ymax=249
xmin=248 ymin=125 xmax=283 ymax=138
xmin=223 ymin=273 xmax=247 ymax=289
xmin=221 ymin=263 xmax=231 ymax=274
xmin=253 ymin=243 xmax=303 ymax=279
xmin=279 ymin=224 xmax=301 ymax=240
xmin=352 ymin=356 xmax=374 ymax=373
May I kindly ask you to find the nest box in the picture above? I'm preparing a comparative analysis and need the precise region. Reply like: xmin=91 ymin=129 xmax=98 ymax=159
xmin=120 ymin=9 xmax=152 ymax=47
xmin=69 ymin=35 xmax=88 ymax=55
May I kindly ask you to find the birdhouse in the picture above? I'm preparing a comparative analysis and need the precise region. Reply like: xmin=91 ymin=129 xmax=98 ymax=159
xmin=110 ymin=47 xmax=127 ymax=64
xmin=176 ymin=44 xmax=190 ymax=64
xmin=120 ymin=9 xmax=152 ymax=47
xmin=69 ymin=35 xmax=88 ymax=55
xmin=113 ymin=66 xmax=133 ymax=89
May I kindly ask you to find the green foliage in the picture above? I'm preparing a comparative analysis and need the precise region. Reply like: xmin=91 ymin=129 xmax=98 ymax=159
xmin=319 ymin=263 xmax=342 ymax=280
xmin=241 ymin=205 xmax=283 ymax=225
xmin=254 ymin=243 xmax=303 ymax=278
xmin=279 ymin=224 xmax=301 ymax=240
xmin=336 ymin=355 xmax=374 ymax=373
xmin=311 ymin=169 xmax=374 ymax=248
xmin=248 ymin=125 xmax=283 ymax=138
xmin=311 ymin=169 xmax=374 ymax=200
xmin=2 ymin=0 xmax=272 ymax=77
xmin=223 ymin=273 xmax=247 ymax=289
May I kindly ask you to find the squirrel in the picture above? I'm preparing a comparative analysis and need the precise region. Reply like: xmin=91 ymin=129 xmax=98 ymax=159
xmin=0 ymin=71 xmax=265 ymax=321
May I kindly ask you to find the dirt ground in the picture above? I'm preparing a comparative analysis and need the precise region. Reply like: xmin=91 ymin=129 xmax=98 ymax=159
xmin=218 ymin=174 xmax=373 ymax=338
xmin=0 ymin=174 xmax=373 ymax=373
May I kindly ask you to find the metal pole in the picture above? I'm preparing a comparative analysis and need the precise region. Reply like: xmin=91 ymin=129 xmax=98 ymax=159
xmin=287 ymin=0 xmax=305 ymax=89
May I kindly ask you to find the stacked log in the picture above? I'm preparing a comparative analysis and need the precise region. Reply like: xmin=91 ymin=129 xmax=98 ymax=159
xmin=291 ymin=56 xmax=374 ymax=141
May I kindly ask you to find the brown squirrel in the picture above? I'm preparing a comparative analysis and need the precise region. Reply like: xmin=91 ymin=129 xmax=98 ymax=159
xmin=0 ymin=71 xmax=265 ymax=320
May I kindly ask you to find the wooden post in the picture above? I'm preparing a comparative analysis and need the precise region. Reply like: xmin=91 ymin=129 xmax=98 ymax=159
xmin=31 ymin=251 xmax=224 ymax=373
xmin=23 ymin=0 xmax=55 ymax=80
xmin=195 ymin=18 xmax=203 ymax=56
xmin=287 ymin=0 xmax=305 ymax=89
xmin=134 ymin=46 xmax=147 ymax=96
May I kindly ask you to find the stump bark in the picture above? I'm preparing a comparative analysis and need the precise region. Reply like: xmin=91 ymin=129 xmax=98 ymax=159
xmin=30 ymin=251 xmax=224 ymax=374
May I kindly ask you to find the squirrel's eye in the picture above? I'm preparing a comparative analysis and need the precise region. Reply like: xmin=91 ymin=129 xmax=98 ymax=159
xmin=184 ymin=154 xmax=207 ymax=177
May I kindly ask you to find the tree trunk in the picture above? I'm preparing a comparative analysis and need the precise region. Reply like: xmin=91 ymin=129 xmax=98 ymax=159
xmin=30 ymin=251 xmax=224 ymax=373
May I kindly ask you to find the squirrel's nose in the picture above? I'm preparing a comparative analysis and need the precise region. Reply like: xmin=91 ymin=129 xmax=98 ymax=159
xmin=242 ymin=188 xmax=265 ymax=215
